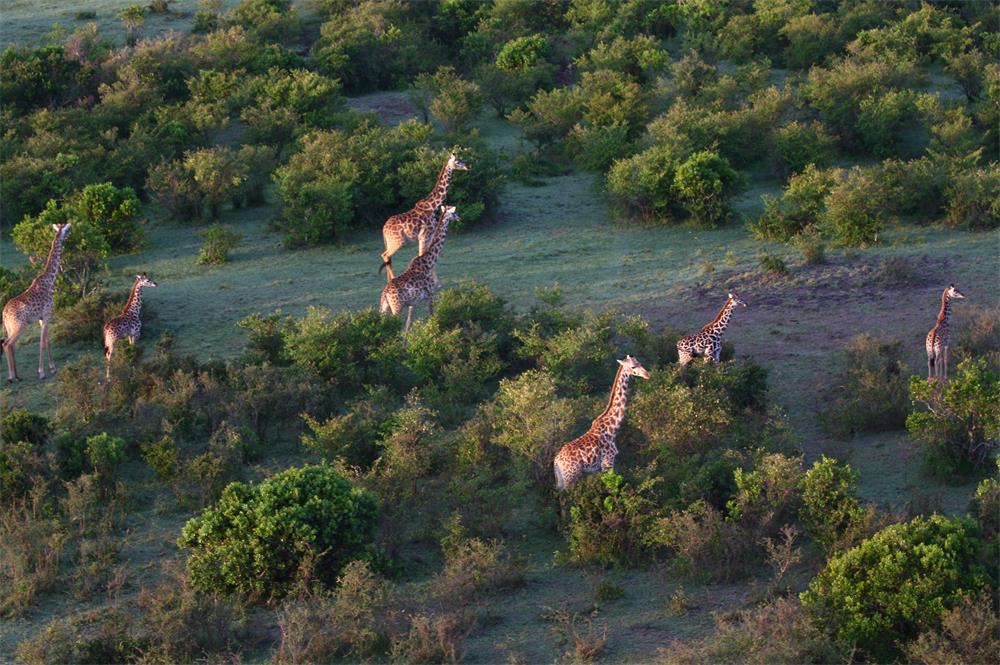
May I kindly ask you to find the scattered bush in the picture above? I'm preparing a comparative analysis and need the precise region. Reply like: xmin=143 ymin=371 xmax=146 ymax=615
xmin=196 ymin=224 xmax=242 ymax=265
xmin=801 ymin=514 xmax=987 ymax=661
xmin=792 ymin=225 xmax=826 ymax=264
xmin=15 ymin=607 xmax=141 ymax=665
xmin=434 ymin=528 xmax=525 ymax=604
xmin=1 ymin=410 xmax=51 ymax=445
xmin=758 ymin=253 xmax=788 ymax=275
xmin=0 ymin=482 xmax=67 ymax=617
xmin=905 ymin=589 xmax=1000 ymax=665
xmin=178 ymin=464 xmax=379 ymax=601
xmin=819 ymin=334 xmax=910 ymax=437
xmin=389 ymin=612 xmax=471 ymax=665
xmin=907 ymin=357 xmax=1000 ymax=474
xmin=800 ymin=456 xmax=865 ymax=553
xmin=563 ymin=471 xmax=660 ymax=568
xmin=658 ymin=499 xmax=752 ymax=582
xmin=0 ymin=441 xmax=45 ymax=505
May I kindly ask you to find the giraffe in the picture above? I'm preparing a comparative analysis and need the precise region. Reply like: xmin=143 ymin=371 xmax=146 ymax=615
xmin=926 ymin=284 xmax=965 ymax=382
xmin=676 ymin=292 xmax=747 ymax=366
xmin=1 ymin=223 xmax=71 ymax=382
xmin=103 ymin=273 xmax=158 ymax=380
xmin=379 ymin=205 xmax=458 ymax=332
xmin=379 ymin=152 xmax=468 ymax=281
xmin=553 ymin=356 xmax=651 ymax=498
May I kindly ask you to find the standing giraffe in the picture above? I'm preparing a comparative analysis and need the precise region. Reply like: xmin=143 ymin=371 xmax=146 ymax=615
xmin=553 ymin=356 xmax=651 ymax=495
xmin=103 ymin=273 xmax=158 ymax=380
xmin=676 ymin=293 xmax=747 ymax=365
xmin=379 ymin=205 xmax=458 ymax=332
xmin=1 ymin=223 xmax=71 ymax=382
xmin=379 ymin=152 xmax=468 ymax=281
xmin=926 ymin=284 xmax=966 ymax=382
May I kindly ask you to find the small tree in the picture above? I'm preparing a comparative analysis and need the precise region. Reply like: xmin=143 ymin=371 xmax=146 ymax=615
xmin=907 ymin=357 xmax=1000 ymax=474
xmin=800 ymin=456 xmax=865 ymax=553
xmin=197 ymin=225 xmax=242 ymax=265
xmin=185 ymin=146 xmax=247 ymax=220
xmin=672 ymin=150 xmax=738 ymax=227
xmin=427 ymin=66 xmax=484 ymax=133
xmin=118 ymin=5 xmax=145 ymax=47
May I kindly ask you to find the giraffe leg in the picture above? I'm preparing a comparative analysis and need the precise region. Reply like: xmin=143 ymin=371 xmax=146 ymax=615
xmin=44 ymin=324 xmax=55 ymax=372
xmin=427 ymin=295 xmax=434 ymax=319
xmin=927 ymin=351 xmax=934 ymax=380
xmin=941 ymin=346 xmax=949 ymax=382
xmin=4 ymin=326 xmax=24 ymax=382
xmin=403 ymin=306 xmax=414 ymax=333
xmin=37 ymin=320 xmax=48 ymax=379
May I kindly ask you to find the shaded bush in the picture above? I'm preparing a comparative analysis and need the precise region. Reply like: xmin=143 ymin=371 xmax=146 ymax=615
xmin=15 ymin=607 xmax=141 ymax=665
xmin=907 ymin=357 xmax=1000 ymax=474
xmin=301 ymin=386 xmax=396 ymax=469
xmin=819 ymin=334 xmax=909 ymax=437
xmin=820 ymin=166 xmax=887 ymax=246
xmin=800 ymin=456 xmax=865 ymax=553
xmin=1 ymin=482 xmax=67 ymax=617
xmin=562 ymin=471 xmax=660 ymax=568
xmin=1 ymin=410 xmax=51 ymax=445
xmin=905 ymin=589 xmax=1000 ymax=665
xmin=0 ymin=441 xmax=45 ymax=505
xmin=275 ymin=560 xmax=394 ymax=663
xmin=434 ymin=523 xmax=525 ymax=604
xmin=178 ymin=464 xmax=380 ymax=601
xmin=801 ymin=514 xmax=987 ymax=661
xmin=944 ymin=163 xmax=1000 ymax=230
xmin=657 ymin=499 xmax=753 ymax=583
xmin=749 ymin=164 xmax=838 ymax=241
xmin=772 ymin=121 xmax=835 ymax=176
xmin=197 ymin=224 xmax=242 ymax=265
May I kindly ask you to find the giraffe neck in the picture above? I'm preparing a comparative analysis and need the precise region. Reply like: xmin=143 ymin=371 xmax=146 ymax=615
xmin=35 ymin=232 xmax=65 ymax=293
xmin=424 ymin=162 xmax=454 ymax=208
xmin=596 ymin=365 xmax=632 ymax=435
xmin=707 ymin=299 xmax=736 ymax=334
xmin=420 ymin=213 xmax=451 ymax=265
xmin=122 ymin=282 xmax=144 ymax=316
xmin=937 ymin=291 xmax=952 ymax=326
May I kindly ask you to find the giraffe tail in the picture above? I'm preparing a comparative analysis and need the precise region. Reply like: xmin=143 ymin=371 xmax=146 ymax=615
xmin=553 ymin=460 xmax=566 ymax=492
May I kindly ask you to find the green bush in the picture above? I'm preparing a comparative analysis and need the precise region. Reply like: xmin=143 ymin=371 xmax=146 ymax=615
xmin=672 ymin=150 xmax=739 ymax=227
xmin=563 ymin=471 xmax=660 ymax=567
xmin=819 ymin=335 xmax=910 ymax=437
xmin=197 ymin=224 xmax=242 ymax=265
xmin=631 ymin=367 xmax=732 ymax=457
xmin=749 ymin=164 xmax=838 ymax=241
xmin=856 ymin=89 xmax=918 ymax=157
xmin=605 ymin=145 xmax=681 ymax=222
xmin=772 ymin=121 xmax=835 ymax=176
xmin=821 ymin=166 xmax=886 ymax=247
xmin=780 ymin=13 xmax=840 ymax=70
xmin=945 ymin=164 xmax=1000 ymax=230
xmin=0 ymin=441 xmax=45 ymax=504
xmin=1 ymin=410 xmax=51 ymax=445
xmin=178 ymin=464 xmax=379 ymax=601
xmin=758 ymin=253 xmax=788 ymax=275
xmin=424 ymin=66 xmax=484 ymax=133
xmin=907 ymin=358 xmax=1000 ymax=475
xmin=282 ymin=307 xmax=403 ymax=394
xmin=496 ymin=34 xmax=549 ymax=71
xmin=85 ymin=433 xmax=125 ymax=484
xmin=800 ymin=456 xmax=865 ymax=553
xmin=301 ymin=387 xmax=395 ymax=469
xmin=801 ymin=514 xmax=987 ymax=661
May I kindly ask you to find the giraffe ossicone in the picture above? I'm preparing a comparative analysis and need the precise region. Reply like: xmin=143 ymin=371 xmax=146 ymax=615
xmin=676 ymin=292 xmax=747 ymax=366
xmin=553 ymin=355 xmax=651 ymax=493
xmin=379 ymin=152 xmax=468 ymax=281
xmin=2 ymin=222 xmax=71 ymax=383
xmin=925 ymin=284 xmax=965 ymax=382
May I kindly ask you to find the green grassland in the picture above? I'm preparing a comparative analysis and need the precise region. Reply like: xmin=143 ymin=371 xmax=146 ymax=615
xmin=2 ymin=5 xmax=999 ymax=661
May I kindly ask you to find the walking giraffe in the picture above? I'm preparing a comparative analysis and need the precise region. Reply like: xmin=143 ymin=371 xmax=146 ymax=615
xmin=103 ymin=273 xmax=158 ymax=380
xmin=379 ymin=152 xmax=468 ymax=281
xmin=676 ymin=293 xmax=747 ymax=365
xmin=926 ymin=284 xmax=965 ymax=382
xmin=1 ymin=223 xmax=71 ymax=382
xmin=379 ymin=206 xmax=458 ymax=332
xmin=553 ymin=356 xmax=651 ymax=498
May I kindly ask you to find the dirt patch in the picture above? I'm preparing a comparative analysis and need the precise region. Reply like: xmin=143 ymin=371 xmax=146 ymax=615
xmin=346 ymin=91 xmax=420 ymax=127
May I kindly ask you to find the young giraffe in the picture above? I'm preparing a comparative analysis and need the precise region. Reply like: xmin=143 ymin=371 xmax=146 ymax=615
xmin=676 ymin=292 xmax=747 ymax=365
xmin=1 ymin=223 xmax=71 ymax=382
xmin=553 ymin=356 xmax=651 ymax=498
xmin=379 ymin=152 xmax=468 ymax=281
xmin=379 ymin=206 xmax=459 ymax=332
xmin=103 ymin=273 xmax=158 ymax=380
xmin=926 ymin=284 xmax=966 ymax=382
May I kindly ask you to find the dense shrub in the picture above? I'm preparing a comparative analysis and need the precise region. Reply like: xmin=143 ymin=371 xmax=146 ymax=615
xmin=944 ymin=163 xmax=1000 ymax=230
xmin=820 ymin=166 xmax=887 ymax=246
xmin=197 ymin=224 xmax=242 ymax=265
xmin=780 ymin=13 xmax=840 ymax=70
xmin=672 ymin=150 xmax=739 ymax=227
xmin=424 ymin=66 xmax=484 ymax=133
xmin=178 ymin=464 xmax=380 ymax=601
xmin=496 ymin=33 xmax=550 ymax=72
xmin=0 ymin=441 xmax=45 ymax=504
xmin=801 ymin=514 xmax=987 ymax=661
xmin=819 ymin=335 xmax=909 ymax=437
xmin=749 ymin=164 xmax=838 ymax=241
xmin=856 ymin=89 xmax=918 ymax=157
xmin=434 ymin=523 xmax=525 ymax=603
xmin=1 ymin=410 xmax=52 ymax=445
xmin=301 ymin=387 xmax=396 ymax=469
xmin=772 ymin=121 xmax=835 ymax=176
xmin=907 ymin=357 xmax=1000 ymax=474
xmin=800 ymin=456 xmax=865 ymax=553
xmin=563 ymin=471 xmax=661 ymax=567
xmin=605 ymin=145 xmax=682 ymax=222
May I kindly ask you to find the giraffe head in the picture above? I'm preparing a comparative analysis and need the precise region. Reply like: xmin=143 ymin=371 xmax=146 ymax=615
xmin=945 ymin=284 xmax=965 ymax=300
xmin=448 ymin=152 xmax=469 ymax=171
xmin=439 ymin=205 xmax=459 ymax=226
xmin=728 ymin=292 xmax=747 ymax=307
xmin=51 ymin=222 xmax=71 ymax=240
xmin=617 ymin=355 xmax=651 ymax=379
xmin=136 ymin=272 xmax=157 ymax=288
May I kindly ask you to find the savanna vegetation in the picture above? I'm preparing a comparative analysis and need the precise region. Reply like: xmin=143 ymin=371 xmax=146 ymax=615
xmin=1 ymin=0 xmax=998 ymax=662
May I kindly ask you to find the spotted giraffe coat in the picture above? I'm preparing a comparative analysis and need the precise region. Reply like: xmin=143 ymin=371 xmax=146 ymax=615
xmin=925 ymin=284 xmax=965 ymax=380
xmin=553 ymin=356 xmax=650 ymax=491
xmin=676 ymin=293 xmax=746 ymax=365
xmin=103 ymin=273 xmax=157 ymax=362
xmin=379 ymin=206 xmax=457 ymax=331
xmin=379 ymin=153 xmax=467 ymax=280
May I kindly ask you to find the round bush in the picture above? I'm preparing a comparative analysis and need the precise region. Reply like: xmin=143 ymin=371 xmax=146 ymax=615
xmin=801 ymin=514 xmax=987 ymax=661
xmin=178 ymin=465 xmax=379 ymax=601
xmin=1 ymin=410 xmax=51 ymax=446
